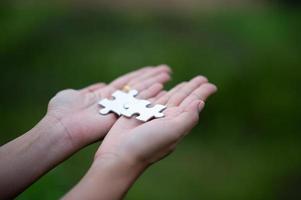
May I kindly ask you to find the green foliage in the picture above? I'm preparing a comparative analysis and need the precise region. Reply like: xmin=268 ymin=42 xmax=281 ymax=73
xmin=0 ymin=4 xmax=300 ymax=200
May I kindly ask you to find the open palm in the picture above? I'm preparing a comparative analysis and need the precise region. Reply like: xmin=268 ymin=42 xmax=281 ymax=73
xmin=97 ymin=76 xmax=217 ymax=166
xmin=46 ymin=65 xmax=171 ymax=149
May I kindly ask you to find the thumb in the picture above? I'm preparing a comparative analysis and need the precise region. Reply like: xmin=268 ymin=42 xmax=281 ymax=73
xmin=174 ymin=100 xmax=203 ymax=135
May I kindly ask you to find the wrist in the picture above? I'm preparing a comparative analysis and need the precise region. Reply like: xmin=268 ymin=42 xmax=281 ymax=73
xmin=92 ymin=152 xmax=148 ymax=190
xmin=64 ymin=153 xmax=148 ymax=200
xmin=92 ymin=152 xmax=148 ymax=178
xmin=0 ymin=115 xmax=78 ymax=197
xmin=42 ymin=114 xmax=80 ymax=152
xmin=33 ymin=115 xmax=77 ymax=157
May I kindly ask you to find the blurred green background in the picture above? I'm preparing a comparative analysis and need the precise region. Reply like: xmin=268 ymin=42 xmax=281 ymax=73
xmin=0 ymin=1 xmax=301 ymax=199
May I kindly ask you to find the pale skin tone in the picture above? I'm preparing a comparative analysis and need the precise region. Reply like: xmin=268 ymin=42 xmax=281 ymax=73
xmin=0 ymin=65 xmax=171 ymax=199
xmin=63 ymin=76 xmax=217 ymax=200
xmin=0 ymin=65 xmax=217 ymax=200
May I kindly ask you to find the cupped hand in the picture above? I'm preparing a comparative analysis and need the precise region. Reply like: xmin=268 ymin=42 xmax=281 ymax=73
xmin=46 ymin=65 xmax=171 ymax=149
xmin=96 ymin=76 xmax=217 ymax=166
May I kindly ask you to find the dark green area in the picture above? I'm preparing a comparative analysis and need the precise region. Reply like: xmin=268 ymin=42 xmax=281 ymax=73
xmin=0 ymin=4 xmax=301 ymax=200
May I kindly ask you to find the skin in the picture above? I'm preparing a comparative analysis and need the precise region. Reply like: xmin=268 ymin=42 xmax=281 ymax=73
xmin=0 ymin=65 xmax=171 ymax=199
xmin=63 ymin=76 xmax=217 ymax=200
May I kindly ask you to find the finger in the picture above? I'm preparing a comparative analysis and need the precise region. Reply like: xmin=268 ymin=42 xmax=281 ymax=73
xmin=95 ymin=73 xmax=169 ymax=100
xmin=109 ymin=66 xmax=153 ymax=89
xmin=180 ymin=83 xmax=217 ymax=108
xmin=115 ymin=83 xmax=164 ymax=128
xmin=79 ymin=82 xmax=106 ymax=93
xmin=148 ymin=91 xmax=167 ymax=102
xmin=93 ymin=85 xmax=116 ymax=100
xmin=94 ymin=72 xmax=168 ymax=101
xmin=176 ymin=83 xmax=217 ymax=138
xmin=97 ymin=65 xmax=170 ymax=99
xmin=137 ymin=83 xmax=163 ymax=99
xmin=132 ymin=73 xmax=170 ymax=92
xmin=167 ymin=76 xmax=208 ymax=107
xmin=128 ymin=65 xmax=171 ymax=86
xmin=155 ymin=82 xmax=186 ymax=105
xmin=94 ymin=67 xmax=155 ymax=99
xmin=174 ymin=100 xmax=202 ymax=137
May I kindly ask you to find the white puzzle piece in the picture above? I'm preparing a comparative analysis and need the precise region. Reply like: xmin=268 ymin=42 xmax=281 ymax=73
xmin=123 ymin=100 xmax=166 ymax=122
xmin=98 ymin=90 xmax=138 ymax=115
xmin=98 ymin=89 xmax=166 ymax=122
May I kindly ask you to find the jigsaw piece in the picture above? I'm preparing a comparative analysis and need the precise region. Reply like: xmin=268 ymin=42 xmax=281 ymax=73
xmin=98 ymin=90 xmax=138 ymax=115
xmin=123 ymin=100 xmax=166 ymax=122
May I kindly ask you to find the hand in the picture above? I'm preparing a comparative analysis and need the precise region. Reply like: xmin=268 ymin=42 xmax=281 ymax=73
xmin=95 ymin=75 xmax=217 ymax=167
xmin=45 ymin=65 xmax=171 ymax=149
xmin=0 ymin=65 xmax=171 ymax=199
xmin=63 ymin=75 xmax=217 ymax=200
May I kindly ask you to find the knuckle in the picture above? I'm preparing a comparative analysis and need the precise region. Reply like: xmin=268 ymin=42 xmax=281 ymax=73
xmin=177 ymin=90 xmax=190 ymax=97
xmin=191 ymin=92 xmax=201 ymax=99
